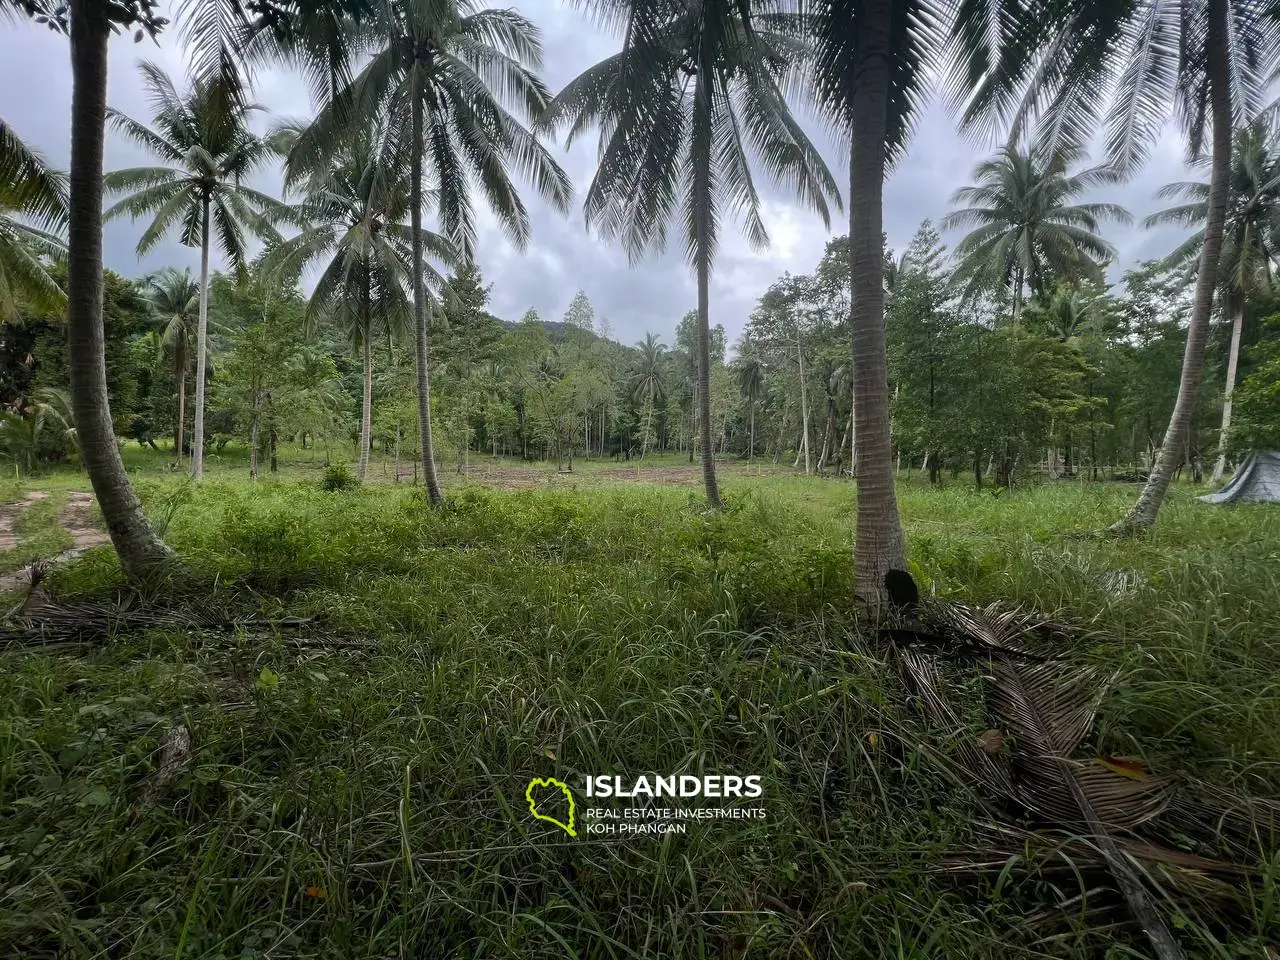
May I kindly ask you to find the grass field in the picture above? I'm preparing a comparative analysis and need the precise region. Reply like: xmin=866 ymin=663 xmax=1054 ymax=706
xmin=2 ymin=445 xmax=1278 ymax=958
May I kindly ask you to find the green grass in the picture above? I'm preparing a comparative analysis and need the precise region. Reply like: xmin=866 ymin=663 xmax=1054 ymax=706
xmin=2 ymin=454 xmax=1278 ymax=958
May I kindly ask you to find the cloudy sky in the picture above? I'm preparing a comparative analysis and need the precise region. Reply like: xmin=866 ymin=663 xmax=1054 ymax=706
xmin=0 ymin=2 xmax=1195 ymax=349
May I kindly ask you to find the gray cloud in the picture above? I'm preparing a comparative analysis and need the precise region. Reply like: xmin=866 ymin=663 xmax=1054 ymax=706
xmin=0 ymin=2 xmax=1200 ymax=351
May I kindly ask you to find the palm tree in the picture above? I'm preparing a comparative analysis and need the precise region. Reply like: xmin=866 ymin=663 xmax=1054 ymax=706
xmin=0 ymin=119 xmax=67 ymax=320
xmin=808 ymin=0 xmax=998 ymax=604
xmin=263 ymin=121 xmax=457 ymax=480
xmin=141 ymin=267 xmax=200 ymax=464
xmin=287 ymin=0 xmax=572 ymax=504
xmin=736 ymin=356 xmax=764 ymax=461
xmin=544 ymin=0 xmax=841 ymax=510
xmin=631 ymin=333 xmax=666 ymax=459
xmin=0 ymin=388 xmax=74 ymax=475
xmin=1025 ymin=287 xmax=1108 ymax=344
xmin=963 ymin=0 xmax=1280 ymax=536
xmin=941 ymin=144 xmax=1130 ymax=324
xmin=1144 ymin=123 xmax=1280 ymax=483
xmin=23 ymin=0 xmax=175 ymax=579
xmin=104 ymin=61 xmax=294 ymax=483
xmin=3 ymin=0 xmax=369 ymax=581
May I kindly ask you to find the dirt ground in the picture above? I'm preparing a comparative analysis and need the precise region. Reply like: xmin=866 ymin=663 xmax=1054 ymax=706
xmin=0 ymin=490 xmax=109 ymax=593
xmin=0 ymin=491 xmax=48 ymax=551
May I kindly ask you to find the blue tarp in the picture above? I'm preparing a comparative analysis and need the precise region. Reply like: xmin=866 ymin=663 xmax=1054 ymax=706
xmin=1200 ymin=452 xmax=1280 ymax=504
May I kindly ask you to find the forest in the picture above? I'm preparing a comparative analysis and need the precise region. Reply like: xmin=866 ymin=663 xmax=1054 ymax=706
xmin=1 ymin=0 xmax=1279 ymax=958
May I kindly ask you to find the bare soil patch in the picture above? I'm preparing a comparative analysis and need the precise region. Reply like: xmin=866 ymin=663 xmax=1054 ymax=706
xmin=0 ymin=491 xmax=49 ymax=551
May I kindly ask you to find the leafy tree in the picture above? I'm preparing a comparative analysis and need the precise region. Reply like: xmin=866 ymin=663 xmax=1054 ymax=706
xmin=1229 ymin=312 xmax=1280 ymax=455
xmin=104 ymin=61 xmax=293 ymax=482
xmin=941 ymin=144 xmax=1129 ymax=324
xmin=545 ymin=0 xmax=840 ymax=509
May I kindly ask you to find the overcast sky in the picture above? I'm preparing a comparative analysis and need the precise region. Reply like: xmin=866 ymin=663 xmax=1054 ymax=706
xmin=0 ymin=2 xmax=1195 ymax=349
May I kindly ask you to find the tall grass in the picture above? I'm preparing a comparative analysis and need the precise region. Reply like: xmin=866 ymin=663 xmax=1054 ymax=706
xmin=2 ymin=471 xmax=1277 ymax=957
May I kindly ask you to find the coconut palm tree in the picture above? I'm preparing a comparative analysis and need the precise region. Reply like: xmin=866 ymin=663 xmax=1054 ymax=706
xmin=543 ymin=0 xmax=841 ymax=510
xmin=0 ymin=118 xmax=67 ymax=320
xmin=104 ymin=61 xmax=295 ymax=483
xmin=736 ymin=356 xmax=764 ymax=461
xmin=1024 ymin=286 xmax=1109 ymax=344
xmin=2 ymin=0 xmax=372 ymax=581
xmin=962 ymin=0 xmax=1280 ymax=536
xmin=631 ymin=333 xmax=666 ymax=459
xmin=941 ymin=144 xmax=1130 ymax=324
xmin=1144 ymin=123 xmax=1280 ymax=483
xmin=285 ymin=0 xmax=572 ymax=505
xmin=9 ymin=0 xmax=175 ymax=579
xmin=141 ymin=267 xmax=200 ymax=464
xmin=262 ymin=121 xmax=458 ymax=480
xmin=807 ymin=0 xmax=1009 ymax=603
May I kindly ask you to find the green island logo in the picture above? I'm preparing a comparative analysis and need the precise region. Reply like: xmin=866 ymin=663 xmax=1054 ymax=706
xmin=525 ymin=777 xmax=577 ymax=836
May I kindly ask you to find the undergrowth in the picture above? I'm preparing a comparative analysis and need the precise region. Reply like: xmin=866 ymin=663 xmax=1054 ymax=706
xmin=2 ymin=475 xmax=1278 ymax=958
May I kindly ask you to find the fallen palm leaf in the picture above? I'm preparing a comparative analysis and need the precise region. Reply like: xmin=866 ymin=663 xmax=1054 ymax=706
xmin=886 ymin=594 xmax=1200 ymax=960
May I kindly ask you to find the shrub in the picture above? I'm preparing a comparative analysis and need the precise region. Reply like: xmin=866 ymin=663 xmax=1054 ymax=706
xmin=320 ymin=462 xmax=357 ymax=492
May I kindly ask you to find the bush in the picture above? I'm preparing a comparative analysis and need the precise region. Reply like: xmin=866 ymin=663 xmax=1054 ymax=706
xmin=320 ymin=461 xmax=357 ymax=492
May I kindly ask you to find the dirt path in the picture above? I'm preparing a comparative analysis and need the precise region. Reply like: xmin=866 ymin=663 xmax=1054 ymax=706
xmin=0 ymin=491 xmax=49 ymax=551
xmin=59 ymin=491 xmax=111 ymax=550
xmin=0 ymin=490 xmax=109 ymax=594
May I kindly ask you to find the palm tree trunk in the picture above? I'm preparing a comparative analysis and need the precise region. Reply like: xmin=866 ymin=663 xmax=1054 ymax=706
xmin=849 ymin=0 xmax=907 ymax=604
xmin=358 ymin=332 xmax=372 ymax=480
xmin=1012 ymin=263 xmax=1024 ymax=327
xmin=65 ymin=0 xmax=171 ymax=580
xmin=409 ymin=79 xmax=443 ymax=504
xmin=748 ymin=403 xmax=755 ymax=461
xmin=796 ymin=325 xmax=811 ymax=475
xmin=190 ymin=194 xmax=210 ymax=482
xmin=1211 ymin=298 xmax=1245 ymax=483
xmin=175 ymin=369 xmax=185 ymax=464
xmin=691 ymin=67 xmax=722 ymax=508
xmin=1115 ymin=0 xmax=1231 ymax=533
xmin=695 ymin=253 xmax=721 ymax=504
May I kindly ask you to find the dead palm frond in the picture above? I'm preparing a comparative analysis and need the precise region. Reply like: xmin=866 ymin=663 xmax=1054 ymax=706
xmin=882 ymin=575 xmax=1274 ymax=960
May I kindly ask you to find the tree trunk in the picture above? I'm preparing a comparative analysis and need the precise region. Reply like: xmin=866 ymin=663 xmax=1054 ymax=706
xmin=191 ymin=192 xmax=210 ymax=481
xmin=748 ymin=403 xmax=755 ymax=461
xmin=358 ymin=275 xmax=373 ymax=481
xmin=796 ymin=325 xmax=811 ymax=475
xmin=410 ymin=75 xmax=443 ymax=504
xmin=175 ymin=369 xmax=185 ymax=464
xmin=249 ymin=389 xmax=261 ymax=480
xmin=65 ymin=0 xmax=171 ymax=580
xmin=1012 ymin=262 xmax=1024 ymax=327
xmin=1115 ymin=0 xmax=1231 ymax=533
xmin=358 ymin=327 xmax=372 ymax=481
xmin=692 ymin=69 xmax=722 ymax=509
xmin=1211 ymin=299 xmax=1245 ymax=483
xmin=848 ymin=1 xmax=907 ymax=604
